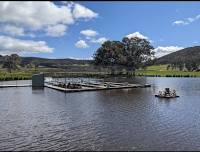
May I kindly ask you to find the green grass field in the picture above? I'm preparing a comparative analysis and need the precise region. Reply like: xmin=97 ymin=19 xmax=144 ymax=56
xmin=0 ymin=67 xmax=62 ymax=81
xmin=136 ymin=64 xmax=200 ymax=77
xmin=0 ymin=71 xmax=32 ymax=81
xmin=1 ymin=64 xmax=200 ymax=81
xmin=0 ymin=67 xmax=112 ymax=81
xmin=144 ymin=64 xmax=169 ymax=71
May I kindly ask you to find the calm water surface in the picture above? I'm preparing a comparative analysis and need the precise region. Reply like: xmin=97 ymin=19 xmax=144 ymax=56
xmin=0 ymin=77 xmax=200 ymax=151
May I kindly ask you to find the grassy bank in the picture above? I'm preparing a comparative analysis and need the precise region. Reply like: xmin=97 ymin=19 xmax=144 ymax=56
xmin=0 ymin=72 xmax=32 ymax=81
xmin=1 ymin=64 xmax=200 ymax=81
xmin=136 ymin=65 xmax=200 ymax=77
xmin=0 ymin=68 xmax=114 ymax=81
xmin=0 ymin=67 xmax=57 ymax=81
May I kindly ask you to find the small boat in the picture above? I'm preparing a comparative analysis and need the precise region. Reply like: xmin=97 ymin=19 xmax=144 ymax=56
xmin=155 ymin=88 xmax=180 ymax=98
xmin=155 ymin=94 xmax=180 ymax=98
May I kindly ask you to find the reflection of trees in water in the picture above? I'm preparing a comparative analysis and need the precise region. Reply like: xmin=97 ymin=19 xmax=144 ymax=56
xmin=104 ymin=77 xmax=147 ymax=84
xmin=97 ymin=89 xmax=144 ymax=98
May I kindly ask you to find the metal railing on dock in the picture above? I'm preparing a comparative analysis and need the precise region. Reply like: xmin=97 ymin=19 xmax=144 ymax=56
xmin=0 ymin=80 xmax=32 ymax=88
xmin=44 ymin=76 xmax=151 ymax=93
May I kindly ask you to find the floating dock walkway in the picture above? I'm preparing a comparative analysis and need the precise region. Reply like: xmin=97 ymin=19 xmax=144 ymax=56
xmin=44 ymin=82 xmax=151 ymax=93
xmin=0 ymin=73 xmax=151 ymax=92
xmin=0 ymin=84 xmax=31 ymax=88
xmin=0 ymin=82 xmax=150 ymax=92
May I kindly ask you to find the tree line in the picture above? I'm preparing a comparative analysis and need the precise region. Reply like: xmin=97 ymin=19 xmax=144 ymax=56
xmin=152 ymin=46 xmax=200 ymax=71
xmin=2 ymin=54 xmax=21 ymax=73
xmin=0 ymin=37 xmax=156 ymax=74
xmin=167 ymin=62 xmax=199 ymax=71
xmin=2 ymin=37 xmax=199 ymax=74
xmin=93 ymin=36 xmax=155 ymax=73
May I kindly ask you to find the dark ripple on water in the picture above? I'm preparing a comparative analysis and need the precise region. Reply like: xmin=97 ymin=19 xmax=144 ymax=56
xmin=1 ymin=78 xmax=200 ymax=150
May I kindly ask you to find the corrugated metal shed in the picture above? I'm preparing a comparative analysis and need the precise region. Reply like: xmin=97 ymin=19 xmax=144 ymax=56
xmin=32 ymin=73 xmax=44 ymax=88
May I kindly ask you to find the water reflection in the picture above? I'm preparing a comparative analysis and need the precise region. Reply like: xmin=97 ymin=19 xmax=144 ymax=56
xmin=0 ymin=77 xmax=200 ymax=150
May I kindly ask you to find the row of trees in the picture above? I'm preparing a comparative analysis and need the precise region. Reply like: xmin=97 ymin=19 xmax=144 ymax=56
xmin=2 ymin=38 xmax=198 ymax=74
xmin=2 ymin=54 xmax=21 ymax=73
xmin=93 ymin=36 xmax=200 ymax=73
xmin=1 ymin=54 xmax=40 ymax=73
xmin=167 ymin=62 xmax=199 ymax=71
xmin=93 ymin=37 xmax=155 ymax=72
xmin=0 ymin=36 xmax=155 ymax=74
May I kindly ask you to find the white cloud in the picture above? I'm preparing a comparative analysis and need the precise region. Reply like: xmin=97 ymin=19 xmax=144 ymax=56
xmin=68 ymin=56 xmax=93 ymax=60
xmin=0 ymin=2 xmax=98 ymax=37
xmin=0 ymin=2 xmax=74 ymax=29
xmin=78 ymin=29 xmax=108 ymax=46
xmin=62 ymin=1 xmax=74 ymax=8
xmin=91 ymin=37 xmax=108 ymax=44
xmin=126 ymin=32 xmax=149 ymax=40
xmin=154 ymin=46 xmax=184 ymax=58
xmin=61 ymin=1 xmax=69 ymax=5
xmin=75 ymin=40 xmax=89 ymax=48
xmin=80 ymin=29 xmax=98 ymax=37
xmin=46 ymin=24 xmax=67 ymax=37
xmin=173 ymin=14 xmax=200 ymax=26
xmin=1 ymin=25 xmax=25 ymax=36
xmin=173 ymin=20 xmax=189 ymax=26
xmin=0 ymin=35 xmax=53 ymax=55
xmin=73 ymin=3 xmax=98 ymax=20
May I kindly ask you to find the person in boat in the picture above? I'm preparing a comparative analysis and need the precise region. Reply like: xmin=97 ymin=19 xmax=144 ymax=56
xmin=159 ymin=91 xmax=162 ymax=96
xmin=67 ymin=82 xmax=71 ymax=88
xmin=156 ymin=88 xmax=178 ymax=97
xmin=164 ymin=88 xmax=170 ymax=96
xmin=172 ymin=89 xmax=176 ymax=97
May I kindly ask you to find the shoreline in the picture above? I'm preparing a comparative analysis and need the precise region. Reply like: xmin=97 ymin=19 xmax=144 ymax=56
xmin=1 ymin=64 xmax=200 ymax=81
xmin=1 ymin=72 xmax=200 ymax=82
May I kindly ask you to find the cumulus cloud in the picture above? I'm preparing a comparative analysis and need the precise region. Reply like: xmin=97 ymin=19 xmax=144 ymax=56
xmin=0 ymin=35 xmax=53 ymax=55
xmin=61 ymin=1 xmax=69 ymax=5
xmin=173 ymin=14 xmax=200 ymax=26
xmin=78 ymin=28 xmax=108 ymax=46
xmin=0 ymin=2 xmax=74 ymax=29
xmin=173 ymin=20 xmax=189 ymax=26
xmin=1 ymin=25 xmax=25 ymax=36
xmin=68 ymin=56 xmax=93 ymax=60
xmin=126 ymin=32 xmax=149 ymax=40
xmin=46 ymin=24 xmax=67 ymax=37
xmin=0 ymin=2 xmax=98 ymax=37
xmin=154 ymin=46 xmax=184 ymax=58
xmin=91 ymin=37 xmax=108 ymax=44
xmin=75 ymin=40 xmax=89 ymax=48
xmin=73 ymin=3 xmax=98 ymax=20
xmin=80 ymin=29 xmax=98 ymax=37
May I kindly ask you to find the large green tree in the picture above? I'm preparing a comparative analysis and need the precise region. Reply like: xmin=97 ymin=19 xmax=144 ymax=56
xmin=93 ymin=40 xmax=125 ymax=66
xmin=122 ymin=37 xmax=154 ymax=71
xmin=93 ymin=36 xmax=154 ymax=73
xmin=2 ymin=54 xmax=21 ymax=73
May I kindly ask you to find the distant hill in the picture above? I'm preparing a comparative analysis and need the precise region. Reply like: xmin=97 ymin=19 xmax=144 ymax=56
xmin=154 ymin=46 xmax=200 ymax=65
xmin=0 ymin=56 xmax=91 ymax=68
xmin=20 ymin=57 xmax=91 ymax=68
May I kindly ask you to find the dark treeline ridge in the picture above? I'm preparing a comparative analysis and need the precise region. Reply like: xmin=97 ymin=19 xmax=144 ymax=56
xmin=148 ymin=46 xmax=200 ymax=71
xmin=0 ymin=55 xmax=91 ymax=68
xmin=20 ymin=57 xmax=91 ymax=68
xmin=0 ymin=36 xmax=155 ymax=74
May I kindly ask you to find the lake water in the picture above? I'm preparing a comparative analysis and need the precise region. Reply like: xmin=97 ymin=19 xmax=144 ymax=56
xmin=0 ymin=77 xmax=200 ymax=151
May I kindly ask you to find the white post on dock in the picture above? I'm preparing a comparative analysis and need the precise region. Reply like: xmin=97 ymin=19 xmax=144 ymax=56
xmin=65 ymin=72 xmax=66 ymax=92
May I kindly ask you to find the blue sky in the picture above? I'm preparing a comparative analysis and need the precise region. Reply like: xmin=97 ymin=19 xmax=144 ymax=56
xmin=0 ymin=1 xmax=200 ymax=59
